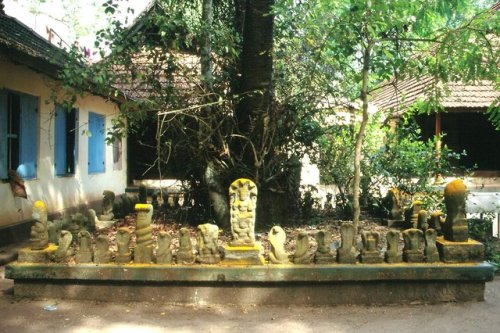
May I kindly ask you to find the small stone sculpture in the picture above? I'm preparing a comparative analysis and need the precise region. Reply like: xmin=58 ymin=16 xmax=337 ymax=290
xmin=429 ymin=211 xmax=444 ymax=234
xmin=417 ymin=210 xmax=429 ymax=231
xmin=196 ymin=223 xmax=221 ymax=264
xmin=314 ymin=230 xmax=335 ymax=264
xmin=176 ymin=227 xmax=195 ymax=264
xmin=229 ymin=178 xmax=258 ymax=246
xmin=116 ymin=227 xmax=132 ymax=264
xmin=360 ymin=231 xmax=382 ymax=263
xmin=402 ymin=228 xmax=424 ymax=262
xmin=52 ymin=230 xmax=73 ymax=262
xmin=134 ymin=204 xmax=154 ymax=263
xmin=156 ymin=231 xmax=173 ymax=264
xmin=337 ymin=224 xmax=357 ymax=264
xmin=94 ymin=234 xmax=111 ymax=264
xmin=67 ymin=212 xmax=88 ymax=241
xmin=385 ymin=230 xmax=402 ymax=263
xmin=424 ymin=229 xmax=440 ymax=263
xmin=387 ymin=188 xmax=404 ymax=220
xmin=75 ymin=230 xmax=93 ymax=263
xmin=47 ymin=218 xmax=69 ymax=245
xmin=293 ymin=231 xmax=310 ymax=264
xmin=30 ymin=200 xmax=49 ymax=250
xmin=99 ymin=190 xmax=115 ymax=221
xmin=442 ymin=179 xmax=468 ymax=242
xmin=88 ymin=209 xmax=114 ymax=230
xmin=405 ymin=200 xmax=423 ymax=228
xmin=269 ymin=226 xmax=289 ymax=264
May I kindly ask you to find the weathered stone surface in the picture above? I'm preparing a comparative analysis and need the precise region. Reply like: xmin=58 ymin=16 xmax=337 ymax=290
xmin=268 ymin=226 xmax=289 ymax=264
xmin=337 ymin=224 xmax=357 ymax=264
xmin=417 ymin=210 xmax=428 ymax=231
xmin=94 ymin=234 xmax=111 ymax=264
xmin=403 ymin=228 xmax=424 ymax=263
xmin=30 ymin=201 xmax=49 ymax=250
xmin=10 ymin=280 xmax=490 ymax=305
xmin=134 ymin=204 xmax=153 ymax=264
xmin=293 ymin=231 xmax=311 ymax=264
xmin=17 ymin=244 xmax=57 ymax=263
xmin=429 ymin=211 xmax=444 ymax=234
xmin=442 ymin=179 xmax=468 ymax=242
xmin=360 ymin=231 xmax=382 ymax=264
xmin=99 ymin=190 xmax=115 ymax=221
xmin=229 ymin=178 xmax=258 ymax=247
xmin=223 ymin=243 xmax=265 ymax=265
xmin=314 ymin=230 xmax=335 ymax=264
xmin=385 ymin=230 xmax=402 ymax=263
xmin=196 ymin=223 xmax=221 ymax=264
xmin=424 ymin=229 xmax=440 ymax=263
xmin=47 ymin=219 xmax=68 ymax=245
xmin=116 ymin=227 xmax=132 ymax=264
xmin=386 ymin=188 xmax=403 ymax=220
xmin=6 ymin=263 xmax=495 ymax=305
xmin=176 ymin=227 xmax=195 ymax=264
xmin=436 ymin=236 xmax=484 ymax=263
xmin=52 ymin=230 xmax=73 ymax=262
xmin=88 ymin=209 xmax=114 ymax=230
xmin=75 ymin=230 xmax=93 ymax=263
xmin=156 ymin=231 xmax=173 ymax=264
xmin=405 ymin=200 xmax=423 ymax=229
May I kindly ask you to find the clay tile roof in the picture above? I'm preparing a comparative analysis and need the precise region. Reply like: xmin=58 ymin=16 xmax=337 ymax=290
xmin=0 ymin=12 xmax=66 ymax=72
xmin=371 ymin=77 xmax=499 ymax=115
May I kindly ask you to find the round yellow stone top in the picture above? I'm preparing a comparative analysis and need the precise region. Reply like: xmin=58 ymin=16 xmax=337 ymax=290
xmin=135 ymin=203 xmax=152 ymax=212
xmin=33 ymin=200 xmax=47 ymax=211
xmin=444 ymin=179 xmax=467 ymax=196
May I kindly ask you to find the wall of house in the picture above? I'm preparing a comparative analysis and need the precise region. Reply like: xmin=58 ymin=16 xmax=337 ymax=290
xmin=0 ymin=58 xmax=127 ymax=228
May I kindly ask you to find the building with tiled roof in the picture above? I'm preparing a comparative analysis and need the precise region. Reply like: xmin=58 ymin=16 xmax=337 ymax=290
xmin=372 ymin=77 xmax=499 ymax=116
xmin=371 ymin=76 xmax=500 ymax=173
xmin=0 ymin=3 xmax=128 ymax=241
xmin=0 ymin=3 xmax=66 ymax=78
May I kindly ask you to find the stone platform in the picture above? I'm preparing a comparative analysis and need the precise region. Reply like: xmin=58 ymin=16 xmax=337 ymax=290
xmin=5 ymin=262 xmax=495 ymax=305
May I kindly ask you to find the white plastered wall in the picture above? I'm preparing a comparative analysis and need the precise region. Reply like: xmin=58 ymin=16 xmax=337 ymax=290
xmin=0 ymin=57 xmax=127 ymax=228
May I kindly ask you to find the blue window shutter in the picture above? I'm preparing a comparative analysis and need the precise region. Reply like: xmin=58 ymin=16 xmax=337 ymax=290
xmin=18 ymin=94 xmax=38 ymax=179
xmin=88 ymin=112 xmax=105 ymax=173
xmin=54 ymin=105 xmax=67 ymax=175
xmin=0 ymin=90 xmax=7 ymax=179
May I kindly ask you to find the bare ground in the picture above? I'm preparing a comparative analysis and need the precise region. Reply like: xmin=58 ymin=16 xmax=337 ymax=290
xmin=1 ymin=265 xmax=499 ymax=333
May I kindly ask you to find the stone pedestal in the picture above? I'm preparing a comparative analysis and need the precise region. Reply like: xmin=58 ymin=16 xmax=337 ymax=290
xmin=436 ymin=236 xmax=484 ymax=263
xmin=403 ymin=250 xmax=424 ymax=263
xmin=314 ymin=252 xmax=336 ymax=264
xmin=360 ymin=251 xmax=383 ymax=264
xmin=75 ymin=251 xmax=93 ymax=263
xmin=116 ymin=253 xmax=132 ymax=264
xmin=385 ymin=251 xmax=402 ymax=263
xmin=134 ymin=244 xmax=153 ymax=264
xmin=223 ymin=243 xmax=265 ymax=265
xmin=18 ymin=245 xmax=57 ymax=263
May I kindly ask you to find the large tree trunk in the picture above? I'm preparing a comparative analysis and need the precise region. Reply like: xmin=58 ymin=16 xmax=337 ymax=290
xmin=236 ymin=0 xmax=275 ymax=177
xmin=200 ymin=0 xmax=230 ymax=228
xmin=236 ymin=0 xmax=282 ymax=227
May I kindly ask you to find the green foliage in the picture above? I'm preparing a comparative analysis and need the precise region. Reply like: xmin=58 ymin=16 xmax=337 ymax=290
xmin=370 ymin=118 xmax=464 ymax=192
xmin=50 ymin=0 xmax=498 ymax=225
xmin=468 ymin=217 xmax=500 ymax=271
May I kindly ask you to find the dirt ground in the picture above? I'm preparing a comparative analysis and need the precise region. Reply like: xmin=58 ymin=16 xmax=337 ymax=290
xmin=1 ymin=265 xmax=499 ymax=333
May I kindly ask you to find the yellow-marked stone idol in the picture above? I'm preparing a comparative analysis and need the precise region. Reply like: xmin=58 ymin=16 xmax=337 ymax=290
xmin=18 ymin=201 xmax=56 ymax=263
xmin=436 ymin=179 xmax=485 ymax=262
xmin=223 ymin=178 xmax=265 ymax=265
xmin=229 ymin=178 xmax=257 ymax=247
xmin=134 ymin=203 xmax=154 ymax=264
